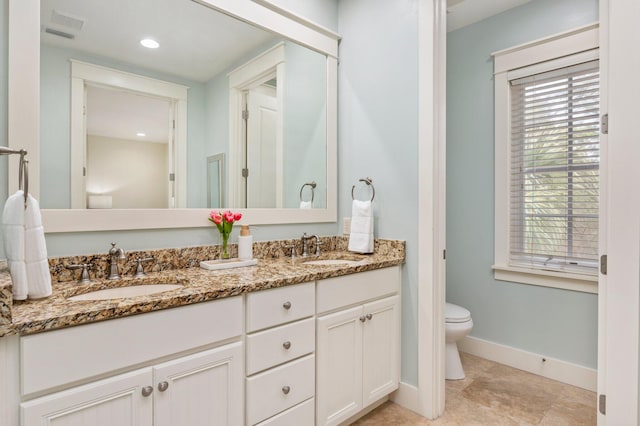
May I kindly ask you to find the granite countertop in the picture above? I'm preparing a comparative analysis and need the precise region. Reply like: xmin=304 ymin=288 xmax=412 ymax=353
xmin=0 ymin=243 xmax=404 ymax=337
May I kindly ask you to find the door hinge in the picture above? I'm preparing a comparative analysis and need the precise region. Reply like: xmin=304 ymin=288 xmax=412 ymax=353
xmin=242 ymin=168 xmax=249 ymax=178
xmin=600 ymin=254 xmax=607 ymax=275
xmin=82 ymin=167 xmax=86 ymax=177
xmin=601 ymin=114 xmax=608 ymax=134
xmin=242 ymin=109 xmax=249 ymax=120
xmin=443 ymin=249 xmax=446 ymax=260
xmin=599 ymin=394 xmax=606 ymax=415
xmin=169 ymin=173 xmax=175 ymax=182
xmin=172 ymin=120 xmax=175 ymax=129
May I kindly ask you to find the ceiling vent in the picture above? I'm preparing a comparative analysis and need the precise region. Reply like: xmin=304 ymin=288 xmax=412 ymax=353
xmin=43 ymin=27 xmax=75 ymax=40
xmin=50 ymin=9 xmax=85 ymax=31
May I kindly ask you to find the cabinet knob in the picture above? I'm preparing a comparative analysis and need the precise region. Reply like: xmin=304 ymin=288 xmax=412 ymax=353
xmin=283 ymin=301 xmax=292 ymax=310
xmin=359 ymin=315 xmax=366 ymax=322
xmin=282 ymin=341 xmax=291 ymax=350
xmin=366 ymin=314 xmax=373 ymax=321
xmin=282 ymin=385 xmax=291 ymax=395
xmin=141 ymin=386 xmax=154 ymax=397
xmin=158 ymin=381 xmax=169 ymax=392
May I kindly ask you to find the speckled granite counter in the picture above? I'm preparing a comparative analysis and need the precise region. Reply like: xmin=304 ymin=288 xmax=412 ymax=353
xmin=1 ymin=238 xmax=404 ymax=337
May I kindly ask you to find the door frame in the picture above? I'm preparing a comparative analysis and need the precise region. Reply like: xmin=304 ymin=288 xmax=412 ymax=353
xmin=228 ymin=43 xmax=285 ymax=208
xmin=69 ymin=60 xmax=188 ymax=209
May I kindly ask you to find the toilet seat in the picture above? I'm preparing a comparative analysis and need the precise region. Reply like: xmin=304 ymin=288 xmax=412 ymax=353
xmin=445 ymin=303 xmax=471 ymax=323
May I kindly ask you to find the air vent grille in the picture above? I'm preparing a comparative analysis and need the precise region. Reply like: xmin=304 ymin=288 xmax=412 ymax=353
xmin=50 ymin=9 xmax=85 ymax=30
xmin=44 ymin=27 xmax=75 ymax=40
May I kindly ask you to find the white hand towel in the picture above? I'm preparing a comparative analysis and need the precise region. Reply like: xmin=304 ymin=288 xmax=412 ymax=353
xmin=2 ymin=191 xmax=27 ymax=300
xmin=299 ymin=200 xmax=312 ymax=209
xmin=348 ymin=200 xmax=374 ymax=254
xmin=24 ymin=194 xmax=51 ymax=299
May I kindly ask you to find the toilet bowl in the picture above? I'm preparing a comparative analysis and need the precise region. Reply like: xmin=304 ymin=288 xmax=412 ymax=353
xmin=445 ymin=302 xmax=473 ymax=380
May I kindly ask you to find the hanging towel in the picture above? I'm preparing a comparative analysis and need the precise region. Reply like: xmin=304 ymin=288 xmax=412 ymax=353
xmin=2 ymin=191 xmax=51 ymax=300
xmin=2 ymin=191 xmax=27 ymax=300
xmin=348 ymin=199 xmax=374 ymax=254
xmin=24 ymin=194 xmax=51 ymax=299
xmin=299 ymin=200 xmax=312 ymax=209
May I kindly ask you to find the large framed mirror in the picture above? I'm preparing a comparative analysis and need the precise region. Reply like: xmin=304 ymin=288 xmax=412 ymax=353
xmin=8 ymin=0 xmax=338 ymax=232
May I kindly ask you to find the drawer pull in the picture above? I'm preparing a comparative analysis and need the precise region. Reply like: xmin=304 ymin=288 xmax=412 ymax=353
xmin=366 ymin=313 xmax=373 ymax=321
xmin=141 ymin=386 xmax=154 ymax=397
xmin=282 ymin=341 xmax=292 ymax=350
xmin=283 ymin=301 xmax=292 ymax=310
xmin=282 ymin=385 xmax=291 ymax=395
xmin=158 ymin=381 xmax=169 ymax=392
xmin=359 ymin=315 xmax=366 ymax=322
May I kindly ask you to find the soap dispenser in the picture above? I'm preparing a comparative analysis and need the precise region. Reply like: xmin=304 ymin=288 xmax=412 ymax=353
xmin=238 ymin=225 xmax=253 ymax=260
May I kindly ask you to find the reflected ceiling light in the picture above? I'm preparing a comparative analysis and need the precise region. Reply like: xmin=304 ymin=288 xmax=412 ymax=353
xmin=136 ymin=132 xmax=146 ymax=137
xmin=140 ymin=38 xmax=159 ymax=49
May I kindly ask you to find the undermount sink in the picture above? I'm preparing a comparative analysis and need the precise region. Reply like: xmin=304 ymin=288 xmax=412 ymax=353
xmin=68 ymin=284 xmax=182 ymax=301
xmin=302 ymin=259 xmax=364 ymax=266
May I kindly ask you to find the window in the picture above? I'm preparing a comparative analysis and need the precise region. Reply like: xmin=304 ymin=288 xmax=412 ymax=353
xmin=493 ymin=24 xmax=600 ymax=292
xmin=509 ymin=61 xmax=600 ymax=273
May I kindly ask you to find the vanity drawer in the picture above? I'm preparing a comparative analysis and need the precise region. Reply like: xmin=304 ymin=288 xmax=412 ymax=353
xmin=21 ymin=297 xmax=242 ymax=396
xmin=246 ymin=282 xmax=315 ymax=332
xmin=245 ymin=354 xmax=315 ymax=425
xmin=246 ymin=317 xmax=315 ymax=375
xmin=256 ymin=398 xmax=314 ymax=426
xmin=317 ymin=266 xmax=401 ymax=314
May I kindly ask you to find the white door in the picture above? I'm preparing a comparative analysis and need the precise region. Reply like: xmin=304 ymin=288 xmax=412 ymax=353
xmin=362 ymin=295 xmax=400 ymax=406
xmin=601 ymin=0 xmax=640 ymax=423
xmin=21 ymin=368 xmax=153 ymax=426
xmin=246 ymin=90 xmax=278 ymax=208
xmin=154 ymin=342 xmax=243 ymax=426
xmin=316 ymin=306 xmax=364 ymax=426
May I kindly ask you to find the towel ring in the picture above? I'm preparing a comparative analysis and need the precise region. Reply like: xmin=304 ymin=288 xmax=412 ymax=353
xmin=351 ymin=177 xmax=375 ymax=202
xmin=0 ymin=147 xmax=29 ymax=209
xmin=300 ymin=181 xmax=316 ymax=203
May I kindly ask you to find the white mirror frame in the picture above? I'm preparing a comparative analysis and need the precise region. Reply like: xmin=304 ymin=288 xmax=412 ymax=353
xmin=8 ymin=0 xmax=338 ymax=232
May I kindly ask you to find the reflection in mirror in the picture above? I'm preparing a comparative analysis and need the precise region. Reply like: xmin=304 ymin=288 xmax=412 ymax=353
xmin=39 ymin=0 xmax=328 ymax=210
xmin=207 ymin=154 xmax=225 ymax=209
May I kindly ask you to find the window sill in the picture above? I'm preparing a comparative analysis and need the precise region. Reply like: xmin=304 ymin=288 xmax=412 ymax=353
xmin=492 ymin=265 xmax=598 ymax=294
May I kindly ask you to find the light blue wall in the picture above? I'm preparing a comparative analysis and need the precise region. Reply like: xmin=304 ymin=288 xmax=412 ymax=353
xmin=337 ymin=0 xmax=419 ymax=385
xmin=283 ymin=42 xmax=327 ymax=208
xmin=446 ymin=0 xmax=599 ymax=368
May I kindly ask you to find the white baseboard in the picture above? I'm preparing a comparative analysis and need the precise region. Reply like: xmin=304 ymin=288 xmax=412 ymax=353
xmin=458 ymin=336 xmax=597 ymax=392
xmin=390 ymin=382 xmax=420 ymax=413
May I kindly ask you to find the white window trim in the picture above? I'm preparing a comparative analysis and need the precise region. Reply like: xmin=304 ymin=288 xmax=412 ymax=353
xmin=493 ymin=23 xmax=600 ymax=293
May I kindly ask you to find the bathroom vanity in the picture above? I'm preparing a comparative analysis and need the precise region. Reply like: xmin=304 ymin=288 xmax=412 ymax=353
xmin=0 ymin=238 xmax=404 ymax=426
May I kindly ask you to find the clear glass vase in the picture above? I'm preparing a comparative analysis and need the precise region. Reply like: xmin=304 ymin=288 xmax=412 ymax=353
xmin=220 ymin=232 xmax=230 ymax=259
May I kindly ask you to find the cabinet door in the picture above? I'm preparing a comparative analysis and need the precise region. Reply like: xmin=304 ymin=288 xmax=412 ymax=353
xmin=316 ymin=305 xmax=363 ymax=426
xmin=362 ymin=295 xmax=400 ymax=406
xmin=21 ymin=368 xmax=153 ymax=426
xmin=153 ymin=342 xmax=243 ymax=426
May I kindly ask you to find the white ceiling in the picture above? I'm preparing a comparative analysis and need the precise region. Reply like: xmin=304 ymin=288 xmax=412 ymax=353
xmin=86 ymin=86 xmax=171 ymax=143
xmin=40 ymin=0 xmax=278 ymax=82
xmin=447 ymin=0 xmax=532 ymax=32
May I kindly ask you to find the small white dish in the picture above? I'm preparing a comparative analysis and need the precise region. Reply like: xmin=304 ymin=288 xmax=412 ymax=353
xmin=199 ymin=258 xmax=258 ymax=271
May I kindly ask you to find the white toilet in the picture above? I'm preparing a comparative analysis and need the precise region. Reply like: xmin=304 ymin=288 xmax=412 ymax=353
xmin=445 ymin=302 xmax=473 ymax=380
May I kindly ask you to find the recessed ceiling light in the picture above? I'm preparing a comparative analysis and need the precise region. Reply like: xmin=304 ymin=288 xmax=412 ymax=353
xmin=140 ymin=38 xmax=159 ymax=49
xmin=136 ymin=132 xmax=146 ymax=137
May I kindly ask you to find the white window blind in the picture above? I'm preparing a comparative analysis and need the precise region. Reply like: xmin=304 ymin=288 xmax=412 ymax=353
xmin=509 ymin=59 xmax=600 ymax=274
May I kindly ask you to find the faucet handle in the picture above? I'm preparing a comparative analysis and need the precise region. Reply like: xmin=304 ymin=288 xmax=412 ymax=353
xmin=284 ymin=244 xmax=297 ymax=259
xmin=66 ymin=263 xmax=93 ymax=284
xmin=315 ymin=239 xmax=324 ymax=256
xmin=134 ymin=257 xmax=154 ymax=278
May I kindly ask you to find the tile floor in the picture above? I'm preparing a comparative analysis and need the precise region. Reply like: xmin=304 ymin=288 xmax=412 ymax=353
xmin=352 ymin=352 xmax=597 ymax=425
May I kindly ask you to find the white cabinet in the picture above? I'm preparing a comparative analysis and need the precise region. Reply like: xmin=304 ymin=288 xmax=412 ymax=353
xmin=245 ymin=282 xmax=315 ymax=425
xmin=21 ymin=343 xmax=243 ymax=426
xmin=19 ymin=297 xmax=244 ymax=426
xmin=154 ymin=343 xmax=243 ymax=426
xmin=316 ymin=267 xmax=401 ymax=426
xmin=21 ymin=368 xmax=153 ymax=426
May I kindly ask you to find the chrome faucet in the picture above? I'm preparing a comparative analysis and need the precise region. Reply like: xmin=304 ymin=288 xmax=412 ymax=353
xmin=301 ymin=233 xmax=322 ymax=257
xmin=108 ymin=242 xmax=126 ymax=280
